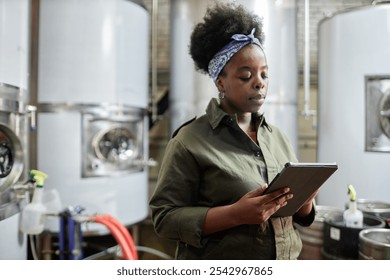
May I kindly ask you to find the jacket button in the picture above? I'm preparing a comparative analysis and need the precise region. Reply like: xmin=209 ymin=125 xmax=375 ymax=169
xmin=255 ymin=151 xmax=261 ymax=157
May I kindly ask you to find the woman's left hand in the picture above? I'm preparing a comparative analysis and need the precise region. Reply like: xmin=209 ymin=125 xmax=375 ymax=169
xmin=296 ymin=189 xmax=319 ymax=218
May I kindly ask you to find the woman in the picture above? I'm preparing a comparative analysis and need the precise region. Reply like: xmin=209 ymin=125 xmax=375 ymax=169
xmin=149 ymin=2 xmax=315 ymax=260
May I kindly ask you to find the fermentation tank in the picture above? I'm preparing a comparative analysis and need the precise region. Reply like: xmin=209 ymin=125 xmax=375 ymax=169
xmin=170 ymin=0 xmax=298 ymax=151
xmin=37 ymin=0 xmax=150 ymax=234
xmin=317 ymin=3 xmax=390 ymax=208
xmin=0 ymin=0 xmax=31 ymax=259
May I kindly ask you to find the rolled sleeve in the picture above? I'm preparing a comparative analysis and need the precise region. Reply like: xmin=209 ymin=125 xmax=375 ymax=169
xmin=293 ymin=203 xmax=316 ymax=227
xmin=149 ymin=138 xmax=209 ymax=248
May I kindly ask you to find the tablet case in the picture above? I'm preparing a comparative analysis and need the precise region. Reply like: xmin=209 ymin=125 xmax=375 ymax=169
xmin=265 ymin=162 xmax=338 ymax=217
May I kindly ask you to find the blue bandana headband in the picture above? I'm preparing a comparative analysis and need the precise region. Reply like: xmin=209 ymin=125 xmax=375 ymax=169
xmin=208 ymin=28 xmax=263 ymax=81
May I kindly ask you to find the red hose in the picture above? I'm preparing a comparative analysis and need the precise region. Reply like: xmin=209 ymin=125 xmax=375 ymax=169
xmin=91 ymin=215 xmax=137 ymax=260
xmin=103 ymin=215 xmax=138 ymax=260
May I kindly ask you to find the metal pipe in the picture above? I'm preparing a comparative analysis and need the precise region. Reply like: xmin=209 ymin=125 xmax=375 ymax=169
xmin=372 ymin=0 xmax=390 ymax=5
xmin=29 ymin=0 xmax=40 ymax=169
xmin=302 ymin=0 xmax=316 ymax=120
xmin=150 ymin=0 xmax=159 ymax=123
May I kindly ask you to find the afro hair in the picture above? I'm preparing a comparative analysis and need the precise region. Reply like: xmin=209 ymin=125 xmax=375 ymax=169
xmin=189 ymin=1 xmax=265 ymax=75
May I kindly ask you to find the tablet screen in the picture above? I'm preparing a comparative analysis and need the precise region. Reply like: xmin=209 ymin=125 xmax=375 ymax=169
xmin=265 ymin=162 xmax=338 ymax=217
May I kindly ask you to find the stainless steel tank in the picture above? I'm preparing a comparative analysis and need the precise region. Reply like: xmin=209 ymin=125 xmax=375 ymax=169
xmin=317 ymin=3 xmax=390 ymax=208
xmin=0 ymin=0 xmax=31 ymax=259
xmin=37 ymin=0 xmax=150 ymax=234
xmin=170 ymin=0 xmax=299 ymax=151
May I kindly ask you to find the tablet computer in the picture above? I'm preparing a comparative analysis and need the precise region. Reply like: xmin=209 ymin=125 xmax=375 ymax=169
xmin=265 ymin=162 xmax=338 ymax=217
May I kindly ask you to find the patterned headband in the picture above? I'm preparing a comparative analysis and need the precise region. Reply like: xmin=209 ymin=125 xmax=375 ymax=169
xmin=208 ymin=28 xmax=263 ymax=82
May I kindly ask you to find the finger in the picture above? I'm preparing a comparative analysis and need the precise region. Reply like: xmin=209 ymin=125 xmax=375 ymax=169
xmin=246 ymin=184 xmax=268 ymax=198
xmin=264 ymin=193 xmax=293 ymax=217
xmin=271 ymin=192 xmax=293 ymax=206
xmin=264 ymin=187 xmax=291 ymax=201
xmin=279 ymin=193 xmax=294 ymax=205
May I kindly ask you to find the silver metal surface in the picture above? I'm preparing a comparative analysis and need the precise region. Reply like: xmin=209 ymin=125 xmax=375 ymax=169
xmin=379 ymin=91 xmax=390 ymax=138
xmin=365 ymin=76 xmax=390 ymax=152
xmin=357 ymin=199 xmax=390 ymax=215
xmin=0 ymin=0 xmax=30 ymax=260
xmin=0 ymin=112 xmax=27 ymax=193
xmin=0 ymin=190 xmax=17 ymax=220
xmin=37 ymin=0 xmax=150 ymax=233
xmin=317 ymin=4 xmax=390 ymax=207
xmin=39 ymin=103 xmax=149 ymax=178
xmin=359 ymin=228 xmax=390 ymax=259
xmin=0 ymin=84 xmax=27 ymax=113
xmin=81 ymin=105 xmax=147 ymax=177
xmin=0 ymin=85 xmax=31 ymax=217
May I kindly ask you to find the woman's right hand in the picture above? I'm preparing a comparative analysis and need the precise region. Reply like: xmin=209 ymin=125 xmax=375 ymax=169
xmin=230 ymin=184 xmax=293 ymax=225
xmin=202 ymin=184 xmax=293 ymax=236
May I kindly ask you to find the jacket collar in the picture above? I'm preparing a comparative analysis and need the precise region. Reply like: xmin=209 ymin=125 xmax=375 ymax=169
xmin=206 ymin=98 xmax=270 ymax=130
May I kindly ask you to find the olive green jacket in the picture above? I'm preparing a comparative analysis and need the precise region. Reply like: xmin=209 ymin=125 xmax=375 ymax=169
xmin=149 ymin=98 xmax=314 ymax=259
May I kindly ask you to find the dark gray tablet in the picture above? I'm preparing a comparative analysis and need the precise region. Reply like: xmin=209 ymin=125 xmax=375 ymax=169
xmin=265 ymin=162 xmax=338 ymax=217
